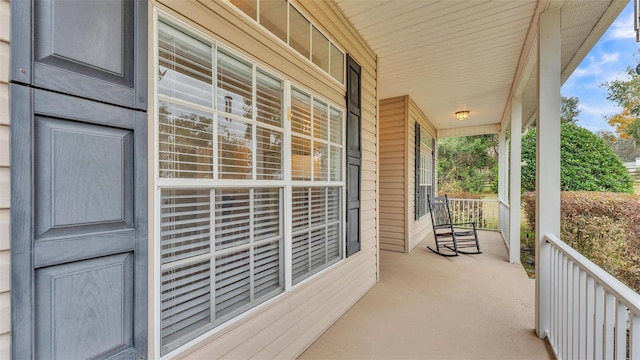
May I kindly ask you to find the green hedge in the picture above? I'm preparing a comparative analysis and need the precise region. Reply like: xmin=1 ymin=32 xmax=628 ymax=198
xmin=521 ymin=124 xmax=634 ymax=193
xmin=523 ymin=191 xmax=640 ymax=292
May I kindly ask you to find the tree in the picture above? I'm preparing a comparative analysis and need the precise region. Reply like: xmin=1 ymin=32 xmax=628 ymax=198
xmin=597 ymin=130 xmax=640 ymax=162
xmin=437 ymin=134 xmax=498 ymax=194
xmin=602 ymin=52 xmax=640 ymax=143
xmin=521 ymin=123 xmax=633 ymax=193
xmin=561 ymin=96 xmax=580 ymax=124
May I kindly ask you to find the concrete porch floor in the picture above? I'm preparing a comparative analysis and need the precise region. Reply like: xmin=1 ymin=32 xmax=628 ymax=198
xmin=299 ymin=231 xmax=554 ymax=359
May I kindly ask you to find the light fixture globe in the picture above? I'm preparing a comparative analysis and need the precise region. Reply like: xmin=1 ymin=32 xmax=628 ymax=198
xmin=455 ymin=110 xmax=470 ymax=121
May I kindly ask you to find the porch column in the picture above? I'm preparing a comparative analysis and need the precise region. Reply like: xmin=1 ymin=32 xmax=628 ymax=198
xmin=497 ymin=129 xmax=509 ymax=244
xmin=508 ymin=97 xmax=522 ymax=264
xmin=536 ymin=8 xmax=561 ymax=339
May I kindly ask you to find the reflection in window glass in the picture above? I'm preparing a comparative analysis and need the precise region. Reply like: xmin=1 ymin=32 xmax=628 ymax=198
xmin=256 ymin=127 xmax=283 ymax=180
xmin=230 ymin=0 xmax=257 ymax=20
xmin=289 ymin=5 xmax=310 ymax=59
xmin=158 ymin=21 xmax=213 ymax=107
xmin=218 ymin=117 xmax=252 ymax=179
xmin=330 ymin=43 xmax=344 ymax=83
xmin=291 ymin=136 xmax=311 ymax=181
xmin=330 ymin=146 xmax=342 ymax=181
xmin=256 ymin=70 xmax=283 ymax=128
xmin=217 ymin=51 xmax=253 ymax=119
xmin=329 ymin=107 xmax=342 ymax=144
xmin=312 ymin=27 xmax=329 ymax=72
xmin=313 ymin=99 xmax=328 ymax=140
xmin=158 ymin=101 xmax=213 ymax=178
xmin=291 ymin=89 xmax=311 ymax=136
xmin=313 ymin=142 xmax=328 ymax=181
xmin=260 ymin=0 xmax=287 ymax=42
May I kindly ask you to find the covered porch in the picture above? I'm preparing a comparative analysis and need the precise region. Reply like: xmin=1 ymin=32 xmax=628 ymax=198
xmin=330 ymin=0 xmax=640 ymax=358
xmin=299 ymin=232 xmax=553 ymax=359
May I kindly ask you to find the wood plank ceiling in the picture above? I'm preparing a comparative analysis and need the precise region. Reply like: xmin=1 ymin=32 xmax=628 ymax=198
xmin=335 ymin=0 xmax=627 ymax=134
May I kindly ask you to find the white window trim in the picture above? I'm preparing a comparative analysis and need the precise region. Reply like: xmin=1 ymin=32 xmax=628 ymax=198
xmin=153 ymin=9 xmax=348 ymax=358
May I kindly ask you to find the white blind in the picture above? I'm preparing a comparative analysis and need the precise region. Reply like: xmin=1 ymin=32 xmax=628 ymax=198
xmin=291 ymin=187 xmax=342 ymax=285
xmin=313 ymin=142 xmax=328 ymax=181
xmin=161 ymin=260 xmax=211 ymax=352
xmin=161 ymin=189 xmax=211 ymax=264
xmin=254 ymin=240 xmax=281 ymax=299
xmin=217 ymin=50 xmax=252 ymax=119
xmin=159 ymin=24 xmax=286 ymax=182
xmin=160 ymin=187 xmax=283 ymax=354
xmin=158 ymin=101 xmax=214 ymax=179
xmin=158 ymin=21 xmax=213 ymax=108
xmin=215 ymin=249 xmax=251 ymax=318
xmin=256 ymin=70 xmax=282 ymax=127
xmin=291 ymin=89 xmax=311 ymax=136
xmin=313 ymin=99 xmax=328 ymax=140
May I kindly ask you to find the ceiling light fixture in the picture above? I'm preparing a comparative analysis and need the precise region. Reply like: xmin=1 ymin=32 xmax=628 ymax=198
xmin=455 ymin=110 xmax=470 ymax=121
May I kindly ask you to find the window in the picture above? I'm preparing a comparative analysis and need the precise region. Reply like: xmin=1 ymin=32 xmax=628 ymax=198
xmin=290 ymin=87 xmax=344 ymax=284
xmin=415 ymin=124 xmax=435 ymax=219
xmin=230 ymin=0 xmax=345 ymax=83
xmin=259 ymin=0 xmax=287 ymax=42
xmin=156 ymin=17 xmax=344 ymax=356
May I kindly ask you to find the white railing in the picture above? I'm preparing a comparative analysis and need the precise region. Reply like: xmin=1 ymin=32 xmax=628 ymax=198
xmin=498 ymin=200 xmax=510 ymax=243
xmin=447 ymin=198 xmax=499 ymax=231
xmin=545 ymin=234 xmax=640 ymax=360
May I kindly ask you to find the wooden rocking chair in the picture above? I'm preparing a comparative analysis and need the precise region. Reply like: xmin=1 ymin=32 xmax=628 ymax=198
xmin=427 ymin=194 xmax=482 ymax=257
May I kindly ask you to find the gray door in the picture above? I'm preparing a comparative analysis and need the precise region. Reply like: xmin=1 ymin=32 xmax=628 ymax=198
xmin=10 ymin=1 xmax=148 ymax=359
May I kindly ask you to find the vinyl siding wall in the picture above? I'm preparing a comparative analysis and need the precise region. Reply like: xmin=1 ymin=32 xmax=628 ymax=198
xmin=0 ymin=0 xmax=10 ymax=357
xmin=407 ymin=99 xmax=436 ymax=252
xmin=378 ymin=96 xmax=406 ymax=252
xmin=151 ymin=1 xmax=378 ymax=358
xmin=379 ymin=96 xmax=436 ymax=253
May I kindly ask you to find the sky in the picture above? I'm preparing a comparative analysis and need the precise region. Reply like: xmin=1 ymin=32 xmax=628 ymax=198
xmin=562 ymin=1 xmax=640 ymax=134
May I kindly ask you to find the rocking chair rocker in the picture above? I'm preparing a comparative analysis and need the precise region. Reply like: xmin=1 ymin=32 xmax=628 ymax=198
xmin=427 ymin=194 xmax=482 ymax=257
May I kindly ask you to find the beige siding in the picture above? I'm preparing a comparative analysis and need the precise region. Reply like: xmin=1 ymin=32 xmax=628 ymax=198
xmin=379 ymin=96 xmax=436 ymax=253
xmin=378 ymin=96 xmax=406 ymax=252
xmin=152 ymin=1 xmax=378 ymax=358
xmin=407 ymin=98 xmax=436 ymax=252
xmin=0 ymin=0 xmax=9 ymax=357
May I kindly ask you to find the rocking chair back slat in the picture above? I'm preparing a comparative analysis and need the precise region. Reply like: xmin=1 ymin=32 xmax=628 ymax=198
xmin=427 ymin=194 xmax=482 ymax=257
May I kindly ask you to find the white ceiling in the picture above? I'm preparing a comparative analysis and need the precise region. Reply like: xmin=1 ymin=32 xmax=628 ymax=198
xmin=335 ymin=0 xmax=628 ymax=135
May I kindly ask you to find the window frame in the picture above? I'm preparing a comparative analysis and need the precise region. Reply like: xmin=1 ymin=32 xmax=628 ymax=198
xmin=415 ymin=123 xmax=435 ymax=219
xmin=153 ymin=10 xmax=347 ymax=358
xmin=228 ymin=0 xmax=346 ymax=86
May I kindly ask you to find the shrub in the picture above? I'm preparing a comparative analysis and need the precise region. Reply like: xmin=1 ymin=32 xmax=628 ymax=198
xmin=521 ymin=123 xmax=634 ymax=193
xmin=522 ymin=191 xmax=640 ymax=291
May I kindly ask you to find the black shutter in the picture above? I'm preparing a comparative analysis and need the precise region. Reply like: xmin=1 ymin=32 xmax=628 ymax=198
xmin=346 ymin=54 xmax=361 ymax=257
xmin=10 ymin=1 xmax=148 ymax=359
xmin=415 ymin=123 xmax=422 ymax=220
xmin=431 ymin=138 xmax=436 ymax=199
